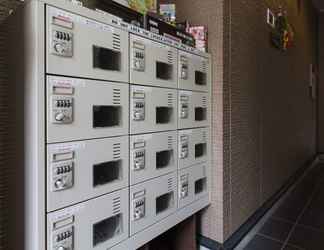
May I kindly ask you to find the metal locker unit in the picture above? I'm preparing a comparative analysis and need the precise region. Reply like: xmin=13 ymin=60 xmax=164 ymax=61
xmin=178 ymin=128 xmax=210 ymax=170
xmin=47 ymin=75 xmax=129 ymax=143
xmin=130 ymin=85 xmax=177 ymax=134
xmin=178 ymin=163 xmax=209 ymax=209
xmin=178 ymin=90 xmax=210 ymax=129
xmin=47 ymin=188 xmax=129 ymax=250
xmin=130 ymin=131 xmax=177 ymax=185
xmin=47 ymin=136 xmax=129 ymax=212
xmin=130 ymin=34 xmax=178 ymax=89
xmin=178 ymin=51 xmax=211 ymax=92
xmin=47 ymin=6 xmax=129 ymax=83
xmin=130 ymin=172 xmax=178 ymax=236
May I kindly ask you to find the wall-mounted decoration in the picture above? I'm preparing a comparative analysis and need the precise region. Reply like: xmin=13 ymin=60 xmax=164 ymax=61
xmin=269 ymin=7 xmax=295 ymax=51
xmin=128 ymin=0 xmax=157 ymax=14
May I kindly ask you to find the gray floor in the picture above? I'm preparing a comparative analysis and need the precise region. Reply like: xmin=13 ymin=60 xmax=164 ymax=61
xmin=242 ymin=163 xmax=324 ymax=250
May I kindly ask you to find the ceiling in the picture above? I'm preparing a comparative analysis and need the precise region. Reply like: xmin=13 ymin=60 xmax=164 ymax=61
xmin=313 ymin=0 xmax=324 ymax=11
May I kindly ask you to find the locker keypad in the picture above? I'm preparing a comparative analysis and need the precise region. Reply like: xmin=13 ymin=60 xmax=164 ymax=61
xmin=179 ymin=135 xmax=189 ymax=159
xmin=179 ymin=174 xmax=189 ymax=199
xmin=51 ymin=160 xmax=74 ymax=192
xmin=180 ymin=55 xmax=189 ymax=80
xmin=52 ymin=225 xmax=74 ymax=250
xmin=134 ymin=149 xmax=145 ymax=171
xmin=180 ymin=95 xmax=189 ymax=119
xmin=51 ymin=96 xmax=73 ymax=124
xmin=52 ymin=29 xmax=73 ymax=57
xmin=132 ymin=42 xmax=145 ymax=72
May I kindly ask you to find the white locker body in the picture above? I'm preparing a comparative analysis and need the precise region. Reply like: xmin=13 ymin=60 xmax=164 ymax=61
xmin=130 ymin=85 xmax=177 ymax=134
xmin=130 ymin=131 xmax=177 ymax=185
xmin=178 ymin=51 xmax=211 ymax=92
xmin=178 ymin=90 xmax=210 ymax=129
xmin=130 ymin=172 xmax=178 ymax=235
xmin=130 ymin=34 xmax=178 ymax=88
xmin=47 ymin=189 xmax=129 ymax=250
xmin=178 ymin=128 xmax=210 ymax=170
xmin=47 ymin=76 xmax=129 ymax=143
xmin=47 ymin=136 xmax=129 ymax=212
xmin=46 ymin=6 xmax=129 ymax=83
xmin=178 ymin=163 xmax=209 ymax=209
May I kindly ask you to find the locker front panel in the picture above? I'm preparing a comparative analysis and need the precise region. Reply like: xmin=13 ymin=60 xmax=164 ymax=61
xmin=46 ymin=6 xmax=129 ymax=83
xmin=130 ymin=172 xmax=177 ymax=235
xmin=130 ymin=85 xmax=177 ymax=134
xmin=178 ymin=90 xmax=210 ymax=129
xmin=178 ymin=128 xmax=210 ymax=170
xmin=47 ymin=76 xmax=129 ymax=143
xmin=130 ymin=131 xmax=177 ymax=185
xmin=47 ymin=189 xmax=129 ymax=250
xmin=47 ymin=136 xmax=129 ymax=212
xmin=130 ymin=34 xmax=178 ymax=88
xmin=178 ymin=51 xmax=211 ymax=92
xmin=178 ymin=163 xmax=209 ymax=209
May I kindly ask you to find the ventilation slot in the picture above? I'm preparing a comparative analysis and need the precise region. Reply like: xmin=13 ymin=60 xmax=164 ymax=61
xmin=202 ymin=96 xmax=207 ymax=107
xmin=112 ymin=33 xmax=121 ymax=51
xmin=167 ymin=178 xmax=174 ymax=190
xmin=156 ymin=61 xmax=173 ymax=80
xmin=113 ymin=89 xmax=121 ymax=105
xmin=202 ymin=61 xmax=207 ymax=72
xmin=195 ymin=178 xmax=207 ymax=194
xmin=93 ymin=160 xmax=122 ymax=187
xmin=195 ymin=143 xmax=207 ymax=158
xmin=167 ymin=51 xmax=173 ymax=64
xmin=93 ymin=105 xmax=121 ymax=128
xmin=167 ymin=136 xmax=173 ymax=148
xmin=113 ymin=143 xmax=121 ymax=160
xmin=202 ymin=131 xmax=207 ymax=141
xmin=93 ymin=214 xmax=123 ymax=247
xmin=156 ymin=150 xmax=173 ymax=169
xmin=167 ymin=93 xmax=173 ymax=107
xmin=156 ymin=107 xmax=173 ymax=124
xmin=112 ymin=197 xmax=121 ymax=215
xmin=156 ymin=192 xmax=174 ymax=214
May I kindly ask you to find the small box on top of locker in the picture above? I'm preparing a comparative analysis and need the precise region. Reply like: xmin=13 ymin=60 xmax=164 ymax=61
xmin=47 ymin=76 xmax=129 ymax=143
xmin=130 ymin=34 xmax=178 ymax=88
xmin=178 ymin=127 xmax=210 ymax=170
xmin=178 ymin=51 xmax=211 ymax=92
xmin=178 ymin=90 xmax=210 ymax=129
xmin=47 ymin=136 xmax=129 ymax=212
xmin=47 ymin=6 xmax=129 ymax=83
xmin=130 ymin=131 xmax=177 ymax=185
xmin=130 ymin=85 xmax=177 ymax=134
xmin=178 ymin=163 xmax=209 ymax=209
xmin=130 ymin=172 xmax=177 ymax=236
xmin=47 ymin=189 xmax=129 ymax=250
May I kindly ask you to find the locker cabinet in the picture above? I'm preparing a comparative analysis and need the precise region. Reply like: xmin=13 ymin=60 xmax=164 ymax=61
xmin=130 ymin=85 xmax=177 ymax=134
xmin=130 ymin=34 xmax=178 ymax=89
xmin=130 ymin=131 xmax=177 ymax=185
xmin=47 ymin=6 xmax=129 ymax=83
xmin=47 ymin=76 xmax=129 ymax=143
xmin=47 ymin=136 xmax=129 ymax=212
xmin=178 ymin=163 xmax=209 ymax=209
xmin=130 ymin=172 xmax=178 ymax=235
xmin=178 ymin=51 xmax=211 ymax=92
xmin=178 ymin=128 xmax=210 ymax=170
xmin=178 ymin=90 xmax=210 ymax=129
xmin=47 ymin=189 xmax=129 ymax=250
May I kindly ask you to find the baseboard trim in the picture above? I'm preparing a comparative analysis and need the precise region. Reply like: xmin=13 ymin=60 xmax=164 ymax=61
xmin=198 ymin=155 xmax=319 ymax=250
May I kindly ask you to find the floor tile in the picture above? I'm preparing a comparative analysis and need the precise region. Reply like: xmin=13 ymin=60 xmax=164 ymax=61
xmin=283 ymin=245 xmax=305 ymax=250
xmin=298 ymin=188 xmax=324 ymax=231
xmin=258 ymin=218 xmax=294 ymax=242
xmin=243 ymin=235 xmax=282 ymax=250
xmin=287 ymin=225 xmax=324 ymax=250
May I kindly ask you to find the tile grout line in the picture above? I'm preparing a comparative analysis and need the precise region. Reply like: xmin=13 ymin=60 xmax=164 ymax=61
xmin=280 ymin=185 xmax=320 ymax=250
